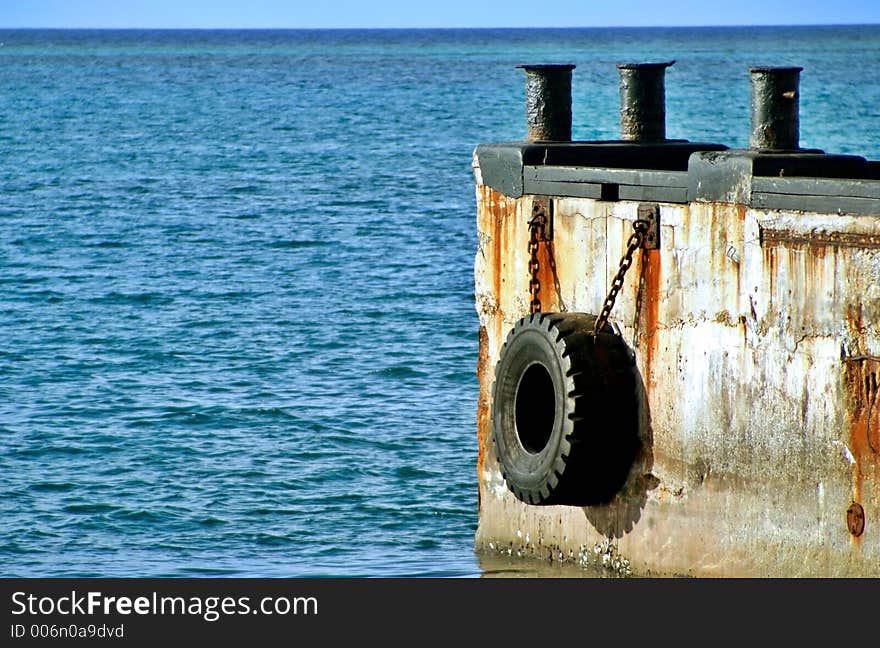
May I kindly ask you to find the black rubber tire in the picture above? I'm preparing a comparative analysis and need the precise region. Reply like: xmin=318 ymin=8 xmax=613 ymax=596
xmin=491 ymin=312 xmax=639 ymax=506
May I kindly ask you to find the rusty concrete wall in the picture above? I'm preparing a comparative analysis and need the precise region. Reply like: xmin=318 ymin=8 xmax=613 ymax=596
xmin=473 ymin=158 xmax=880 ymax=577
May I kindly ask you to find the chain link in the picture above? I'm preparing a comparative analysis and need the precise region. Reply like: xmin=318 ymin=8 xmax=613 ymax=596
xmin=592 ymin=219 xmax=651 ymax=337
xmin=527 ymin=209 xmax=547 ymax=314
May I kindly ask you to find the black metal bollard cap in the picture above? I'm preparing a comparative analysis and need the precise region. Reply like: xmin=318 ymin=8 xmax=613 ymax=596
xmin=616 ymin=61 xmax=675 ymax=142
xmin=517 ymin=64 xmax=576 ymax=142
xmin=749 ymin=66 xmax=803 ymax=151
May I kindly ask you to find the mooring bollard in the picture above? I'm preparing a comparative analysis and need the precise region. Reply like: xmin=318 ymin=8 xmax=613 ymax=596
xmin=616 ymin=61 xmax=675 ymax=142
xmin=517 ymin=64 xmax=576 ymax=142
xmin=749 ymin=66 xmax=803 ymax=151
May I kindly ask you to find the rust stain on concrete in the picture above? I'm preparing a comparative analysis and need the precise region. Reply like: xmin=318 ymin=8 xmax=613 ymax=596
xmin=762 ymin=228 xmax=880 ymax=249
xmin=535 ymin=233 xmax=559 ymax=313
xmin=477 ymin=185 xmax=515 ymax=348
xmin=490 ymin=196 xmax=504 ymax=319
xmin=476 ymin=325 xmax=491 ymax=492
xmin=844 ymin=356 xmax=880 ymax=511
xmin=846 ymin=302 xmax=866 ymax=337
xmin=843 ymin=299 xmax=879 ymax=544
xmin=764 ymin=244 xmax=777 ymax=302
xmin=638 ymin=247 xmax=662 ymax=391
xmin=482 ymin=186 xmax=505 ymax=318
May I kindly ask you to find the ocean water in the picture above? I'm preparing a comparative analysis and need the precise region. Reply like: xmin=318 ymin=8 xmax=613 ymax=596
xmin=1 ymin=26 xmax=879 ymax=578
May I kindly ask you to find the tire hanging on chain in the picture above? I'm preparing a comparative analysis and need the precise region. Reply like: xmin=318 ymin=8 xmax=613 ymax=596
xmin=490 ymin=214 xmax=646 ymax=506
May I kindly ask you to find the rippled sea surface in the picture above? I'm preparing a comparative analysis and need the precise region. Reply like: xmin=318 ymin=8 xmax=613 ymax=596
xmin=2 ymin=27 xmax=879 ymax=577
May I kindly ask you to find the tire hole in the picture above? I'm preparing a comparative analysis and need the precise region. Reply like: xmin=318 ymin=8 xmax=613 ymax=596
xmin=515 ymin=362 xmax=556 ymax=454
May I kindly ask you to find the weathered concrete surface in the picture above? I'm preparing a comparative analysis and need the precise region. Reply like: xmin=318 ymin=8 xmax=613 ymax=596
xmin=473 ymin=153 xmax=880 ymax=577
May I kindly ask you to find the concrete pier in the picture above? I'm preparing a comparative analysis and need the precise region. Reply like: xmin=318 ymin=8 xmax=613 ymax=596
xmin=472 ymin=64 xmax=880 ymax=577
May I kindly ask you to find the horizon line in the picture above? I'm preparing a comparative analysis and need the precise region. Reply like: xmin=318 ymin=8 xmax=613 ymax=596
xmin=1 ymin=22 xmax=879 ymax=30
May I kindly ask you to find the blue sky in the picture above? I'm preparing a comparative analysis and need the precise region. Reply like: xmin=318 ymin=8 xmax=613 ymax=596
xmin=1 ymin=0 xmax=879 ymax=28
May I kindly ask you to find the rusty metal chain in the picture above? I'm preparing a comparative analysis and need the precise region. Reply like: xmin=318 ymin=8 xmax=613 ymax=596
xmin=528 ymin=208 xmax=547 ymax=314
xmin=592 ymin=219 xmax=651 ymax=337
